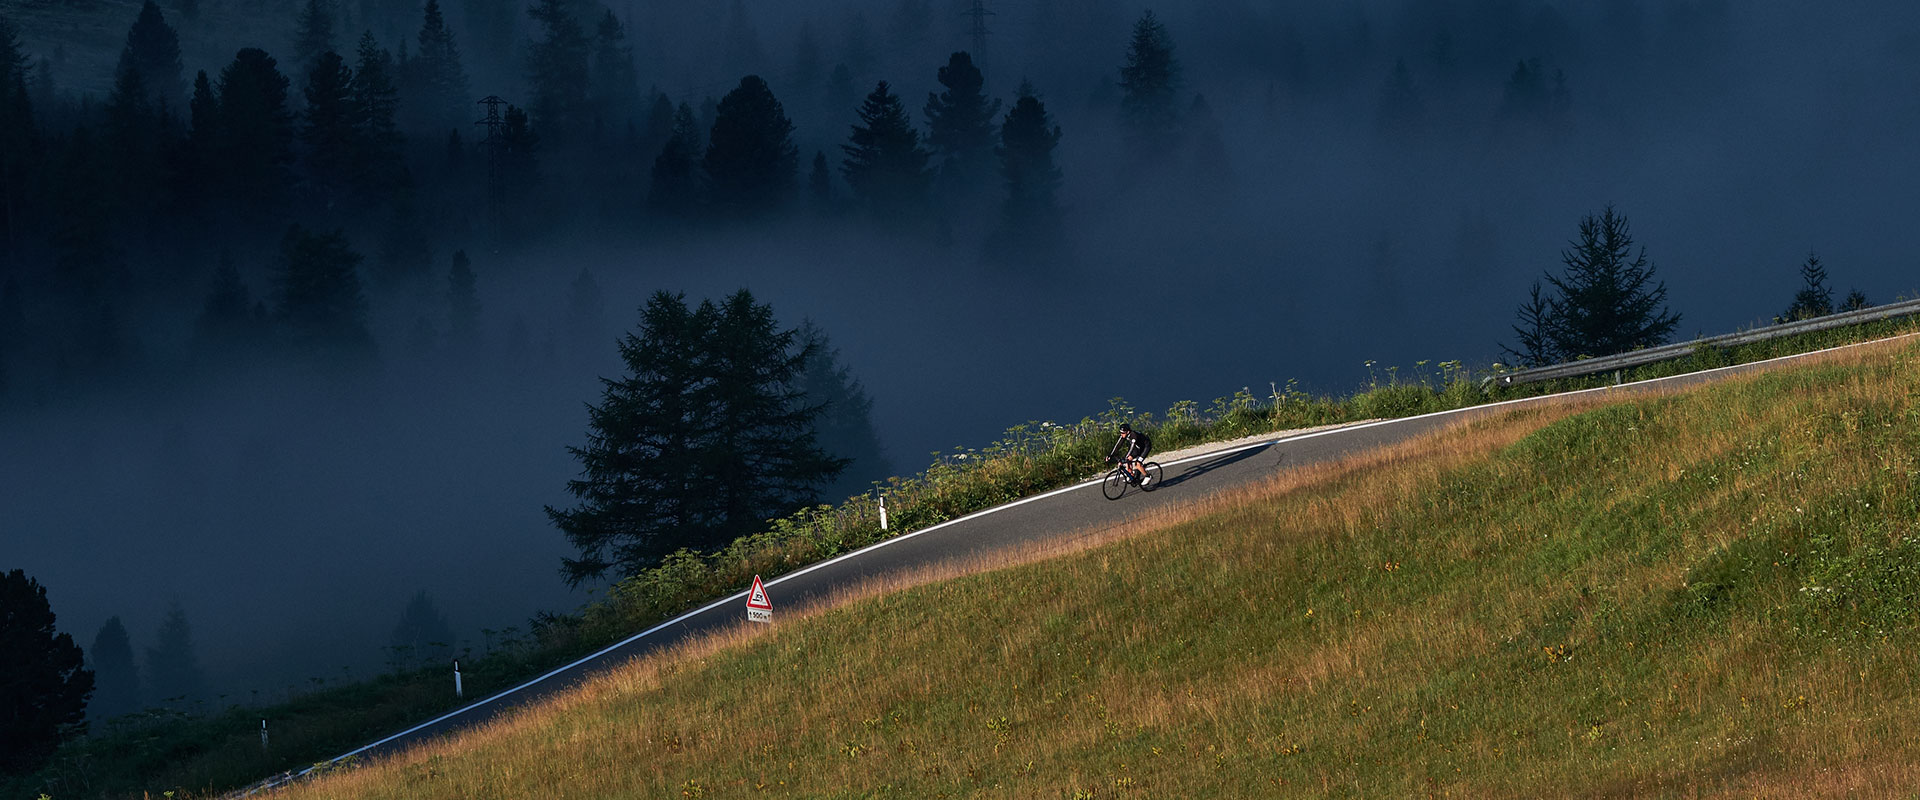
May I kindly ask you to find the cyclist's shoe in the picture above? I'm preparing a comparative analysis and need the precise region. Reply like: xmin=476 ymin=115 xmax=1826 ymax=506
xmin=1141 ymin=475 xmax=1153 ymax=487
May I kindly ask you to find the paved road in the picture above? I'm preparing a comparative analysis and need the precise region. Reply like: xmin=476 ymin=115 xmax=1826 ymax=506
xmin=249 ymin=333 xmax=1914 ymax=792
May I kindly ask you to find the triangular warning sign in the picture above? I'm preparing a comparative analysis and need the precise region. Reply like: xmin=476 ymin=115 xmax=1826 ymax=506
xmin=746 ymin=575 xmax=772 ymax=610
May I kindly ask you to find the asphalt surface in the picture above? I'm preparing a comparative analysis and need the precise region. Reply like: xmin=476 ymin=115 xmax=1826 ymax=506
xmin=249 ymin=333 xmax=1915 ymax=792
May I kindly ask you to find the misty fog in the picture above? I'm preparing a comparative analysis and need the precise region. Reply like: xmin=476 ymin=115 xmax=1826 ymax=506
xmin=7 ymin=0 xmax=1920 ymax=699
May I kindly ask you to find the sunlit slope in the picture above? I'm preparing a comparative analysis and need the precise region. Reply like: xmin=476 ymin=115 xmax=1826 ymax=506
xmin=281 ymin=339 xmax=1920 ymax=798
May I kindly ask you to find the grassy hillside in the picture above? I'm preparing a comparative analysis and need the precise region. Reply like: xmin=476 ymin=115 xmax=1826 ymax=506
xmin=269 ymin=336 xmax=1920 ymax=798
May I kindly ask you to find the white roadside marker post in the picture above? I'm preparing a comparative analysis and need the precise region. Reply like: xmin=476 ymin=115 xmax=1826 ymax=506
xmin=260 ymin=719 xmax=269 ymax=751
xmin=878 ymin=494 xmax=889 ymax=531
xmin=454 ymin=659 xmax=464 ymax=699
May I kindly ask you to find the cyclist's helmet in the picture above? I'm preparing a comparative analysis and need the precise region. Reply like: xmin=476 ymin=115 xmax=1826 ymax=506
xmin=1119 ymin=423 xmax=1133 ymax=433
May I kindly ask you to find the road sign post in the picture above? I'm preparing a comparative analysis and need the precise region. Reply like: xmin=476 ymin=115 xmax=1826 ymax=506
xmin=746 ymin=574 xmax=772 ymax=623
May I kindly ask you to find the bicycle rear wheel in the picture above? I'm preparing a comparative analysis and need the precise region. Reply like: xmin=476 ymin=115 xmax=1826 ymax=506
xmin=1139 ymin=462 xmax=1163 ymax=491
xmin=1101 ymin=468 xmax=1129 ymax=500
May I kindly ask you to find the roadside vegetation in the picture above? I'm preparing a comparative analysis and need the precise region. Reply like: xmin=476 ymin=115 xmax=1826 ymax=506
xmin=271 ymin=333 xmax=1920 ymax=797
xmin=10 ymin=315 xmax=1920 ymax=799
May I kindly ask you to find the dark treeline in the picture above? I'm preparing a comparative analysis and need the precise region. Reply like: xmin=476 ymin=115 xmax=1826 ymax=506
xmin=0 ymin=0 xmax=1746 ymax=408
xmin=10 ymin=0 xmax=1916 ymax=719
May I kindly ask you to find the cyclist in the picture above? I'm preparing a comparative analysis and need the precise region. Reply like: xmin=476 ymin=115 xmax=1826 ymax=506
xmin=1106 ymin=423 xmax=1153 ymax=485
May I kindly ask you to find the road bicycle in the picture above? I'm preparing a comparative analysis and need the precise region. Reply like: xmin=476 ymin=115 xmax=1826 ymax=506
xmin=1101 ymin=456 xmax=1163 ymax=500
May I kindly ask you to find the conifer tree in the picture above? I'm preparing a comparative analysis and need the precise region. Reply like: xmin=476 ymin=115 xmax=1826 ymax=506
xmin=702 ymin=75 xmax=796 ymax=218
xmin=548 ymin=290 xmax=846 ymax=582
xmin=143 ymin=601 xmax=203 ymax=710
xmin=701 ymin=291 xmax=847 ymax=538
xmin=1502 ymin=282 xmax=1558 ymax=367
xmin=116 ymin=0 xmax=184 ymax=110
xmin=791 ymin=20 xmax=821 ymax=95
xmin=301 ymin=50 xmax=356 ymax=205
xmin=1507 ymin=206 xmax=1678 ymax=361
xmin=923 ymin=51 xmax=1000 ymax=192
xmin=105 ymin=60 xmax=161 ymax=208
xmin=275 ymin=223 xmax=373 ymax=357
xmin=648 ymin=101 xmax=700 ymax=214
xmin=292 ymin=0 xmax=337 ymax=78
xmin=840 ymin=80 xmax=929 ymax=220
xmin=88 ymin=616 xmax=141 ymax=721
xmin=525 ymin=0 xmax=588 ymax=143
xmin=1781 ymin=253 xmax=1833 ymax=321
xmin=194 ymin=251 xmax=264 ymax=355
xmin=641 ymin=91 xmax=674 ymax=153
xmin=809 ymin=149 xmax=831 ymax=206
xmin=350 ymin=31 xmax=405 ymax=199
xmin=446 ymin=248 xmax=477 ymax=342
xmin=403 ymin=0 xmax=470 ymax=136
xmin=1841 ymin=289 xmax=1870 ymax=312
xmin=992 ymin=81 xmax=1062 ymax=255
xmin=590 ymin=10 xmax=637 ymax=136
xmin=0 ymin=14 xmax=31 ymax=279
xmin=796 ymin=322 xmax=891 ymax=501
xmin=499 ymin=102 xmax=540 ymax=189
xmin=216 ymin=48 xmax=295 ymax=221
xmin=387 ymin=590 xmax=452 ymax=670
xmin=0 ymin=570 xmax=93 ymax=776
xmin=550 ymin=291 xmax=713 ymax=582
xmin=1118 ymin=9 xmax=1181 ymax=157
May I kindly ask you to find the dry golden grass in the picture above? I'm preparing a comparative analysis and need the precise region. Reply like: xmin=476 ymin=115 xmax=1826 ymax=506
xmin=275 ymin=335 xmax=1920 ymax=799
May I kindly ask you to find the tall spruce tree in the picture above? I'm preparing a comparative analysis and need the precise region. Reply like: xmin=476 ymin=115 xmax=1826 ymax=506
xmin=195 ymin=252 xmax=264 ymax=356
xmin=840 ymin=80 xmax=929 ymax=221
xmin=589 ymin=10 xmax=638 ymax=137
xmin=116 ymin=0 xmax=184 ymax=111
xmin=648 ymin=102 xmax=700 ymax=214
xmin=796 ymin=322 xmax=891 ymax=501
xmin=548 ymin=290 xmax=846 ymax=582
xmin=991 ymin=81 xmax=1063 ymax=256
xmin=300 ymin=50 xmax=356 ymax=206
xmin=702 ymin=75 xmax=796 ymax=219
xmin=88 ymin=616 xmax=141 ymax=721
xmin=808 ymin=149 xmax=831 ymax=206
xmin=446 ymin=249 xmax=478 ymax=343
xmin=216 ymin=48 xmax=295 ymax=222
xmin=1781 ymin=253 xmax=1833 ymax=321
xmin=404 ymin=0 xmax=469 ymax=136
xmin=0 ymin=13 xmax=30 ymax=280
xmin=143 ymin=601 xmax=203 ymax=710
xmin=1510 ymin=205 xmax=1679 ymax=361
xmin=387 ymin=590 xmax=453 ymax=670
xmin=1502 ymin=282 xmax=1557 ymax=367
xmin=1118 ymin=9 xmax=1181 ymax=157
xmin=350 ymin=31 xmax=405 ymax=200
xmin=292 ymin=0 xmax=337 ymax=78
xmin=525 ymin=0 xmax=589 ymax=144
xmin=0 ymin=570 xmax=93 ymax=776
xmin=549 ymin=291 xmax=713 ymax=582
xmin=275 ymin=223 xmax=373 ymax=358
xmin=702 ymin=291 xmax=847 ymax=538
xmin=922 ymin=51 xmax=1000 ymax=193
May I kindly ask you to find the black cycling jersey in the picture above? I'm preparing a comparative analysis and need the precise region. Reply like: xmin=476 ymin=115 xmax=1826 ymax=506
xmin=1108 ymin=431 xmax=1152 ymax=462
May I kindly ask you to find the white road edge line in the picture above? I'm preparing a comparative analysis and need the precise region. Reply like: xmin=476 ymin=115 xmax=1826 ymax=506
xmin=264 ymin=329 xmax=1920 ymax=788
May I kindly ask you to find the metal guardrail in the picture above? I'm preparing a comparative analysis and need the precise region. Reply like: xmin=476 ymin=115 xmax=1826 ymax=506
xmin=1489 ymin=296 xmax=1920 ymax=387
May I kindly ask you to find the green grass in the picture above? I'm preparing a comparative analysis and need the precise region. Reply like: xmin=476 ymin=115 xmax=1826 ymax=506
xmin=11 ymin=314 xmax=1919 ymax=799
xmin=271 ymin=334 xmax=1920 ymax=798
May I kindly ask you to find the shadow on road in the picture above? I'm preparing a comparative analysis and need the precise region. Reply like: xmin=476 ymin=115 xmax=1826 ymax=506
xmin=1159 ymin=444 xmax=1275 ymax=489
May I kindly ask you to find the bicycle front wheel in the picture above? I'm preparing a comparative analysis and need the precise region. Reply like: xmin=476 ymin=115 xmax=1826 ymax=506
xmin=1139 ymin=462 xmax=1163 ymax=491
xmin=1102 ymin=468 xmax=1129 ymax=500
